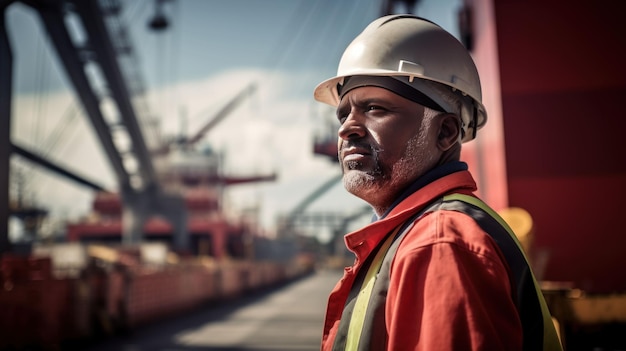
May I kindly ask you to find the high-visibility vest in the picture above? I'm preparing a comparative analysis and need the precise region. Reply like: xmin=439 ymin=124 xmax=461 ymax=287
xmin=332 ymin=194 xmax=563 ymax=351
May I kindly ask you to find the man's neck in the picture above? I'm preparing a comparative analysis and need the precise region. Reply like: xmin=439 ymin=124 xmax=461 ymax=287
xmin=373 ymin=161 xmax=468 ymax=221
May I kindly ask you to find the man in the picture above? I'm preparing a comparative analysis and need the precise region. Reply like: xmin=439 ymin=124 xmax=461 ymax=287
xmin=313 ymin=15 xmax=562 ymax=351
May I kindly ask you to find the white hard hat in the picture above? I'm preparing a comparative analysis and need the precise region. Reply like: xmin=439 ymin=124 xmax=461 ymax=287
xmin=314 ymin=15 xmax=487 ymax=142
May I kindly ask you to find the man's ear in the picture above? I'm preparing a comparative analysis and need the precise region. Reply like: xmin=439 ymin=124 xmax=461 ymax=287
xmin=437 ymin=114 xmax=461 ymax=151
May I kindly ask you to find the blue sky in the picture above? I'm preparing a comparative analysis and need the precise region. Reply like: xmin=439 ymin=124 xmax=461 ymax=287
xmin=10 ymin=0 xmax=461 ymax=93
xmin=7 ymin=0 xmax=462 ymax=240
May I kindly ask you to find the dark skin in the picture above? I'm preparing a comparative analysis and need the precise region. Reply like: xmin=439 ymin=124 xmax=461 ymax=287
xmin=336 ymin=86 xmax=462 ymax=216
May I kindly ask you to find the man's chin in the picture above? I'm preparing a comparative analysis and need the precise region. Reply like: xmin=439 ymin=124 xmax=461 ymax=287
xmin=342 ymin=170 xmax=380 ymax=196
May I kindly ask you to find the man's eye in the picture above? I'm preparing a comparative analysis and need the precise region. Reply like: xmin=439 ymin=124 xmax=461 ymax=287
xmin=366 ymin=105 xmax=384 ymax=113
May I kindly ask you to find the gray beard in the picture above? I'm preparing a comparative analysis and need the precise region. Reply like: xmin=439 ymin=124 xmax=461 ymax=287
xmin=342 ymin=147 xmax=388 ymax=197
xmin=341 ymin=129 xmax=436 ymax=215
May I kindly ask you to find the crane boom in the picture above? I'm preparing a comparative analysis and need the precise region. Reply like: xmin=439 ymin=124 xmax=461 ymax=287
xmin=185 ymin=83 xmax=257 ymax=146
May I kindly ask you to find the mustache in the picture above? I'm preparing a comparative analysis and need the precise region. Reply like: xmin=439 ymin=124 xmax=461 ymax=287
xmin=338 ymin=140 xmax=385 ymax=176
xmin=339 ymin=140 xmax=381 ymax=154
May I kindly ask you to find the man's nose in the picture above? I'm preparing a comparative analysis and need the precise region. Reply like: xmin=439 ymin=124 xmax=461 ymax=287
xmin=338 ymin=113 xmax=366 ymax=140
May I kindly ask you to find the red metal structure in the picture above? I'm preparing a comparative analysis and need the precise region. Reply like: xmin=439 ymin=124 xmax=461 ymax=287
xmin=461 ymin=1 xmax=626 ymax=348
xmin=464 ymin=0 xmax=626 ymax=294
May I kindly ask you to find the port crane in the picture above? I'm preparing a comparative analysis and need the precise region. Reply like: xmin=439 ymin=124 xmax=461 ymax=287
xmin=0 ymin=0 xmax=273 ymax=253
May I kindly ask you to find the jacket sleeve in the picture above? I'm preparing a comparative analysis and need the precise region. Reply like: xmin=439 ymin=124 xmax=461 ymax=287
xmin=385 ymin=210 xmax=523 ymax=351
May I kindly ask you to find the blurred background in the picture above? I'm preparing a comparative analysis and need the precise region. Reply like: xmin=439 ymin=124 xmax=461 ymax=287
xmin=1 ymin=0 xmax=625 ymax=350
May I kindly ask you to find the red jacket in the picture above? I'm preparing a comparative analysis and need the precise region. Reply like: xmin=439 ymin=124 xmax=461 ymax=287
xmin=321 ymin=170 xmax=523 ymax=351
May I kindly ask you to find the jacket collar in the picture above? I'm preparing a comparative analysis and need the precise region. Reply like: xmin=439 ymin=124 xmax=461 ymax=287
xmin=343 ymin=167 xmax=477 ymax=263
xmin=377 ymin=161 xmax=469 ymax=220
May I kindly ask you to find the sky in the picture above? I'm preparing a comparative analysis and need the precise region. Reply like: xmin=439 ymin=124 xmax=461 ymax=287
xmin=6 ymin=0 xmax=462 ymax=242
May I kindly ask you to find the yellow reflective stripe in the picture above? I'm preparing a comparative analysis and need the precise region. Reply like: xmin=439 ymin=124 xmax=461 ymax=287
xmin=345 ymin=225 xmax=402 ymax=351
xmin=443 ymin=194 xmax=562 ymax=351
